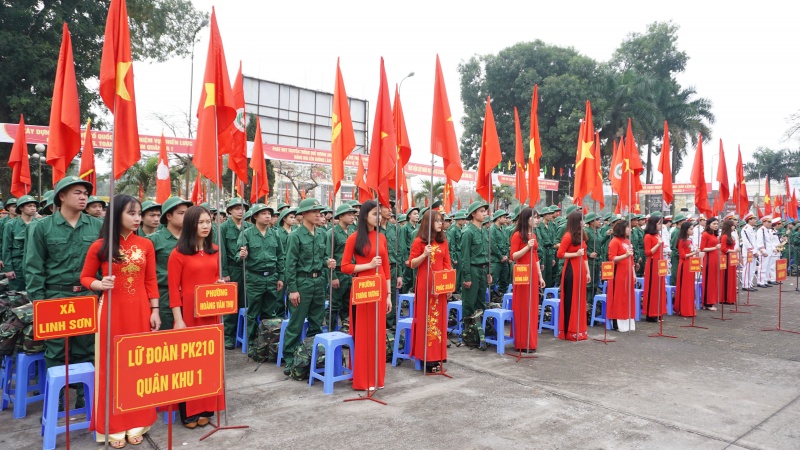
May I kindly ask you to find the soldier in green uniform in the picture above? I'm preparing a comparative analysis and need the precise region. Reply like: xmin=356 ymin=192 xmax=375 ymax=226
xmin=460 ymin=201 xmax=491 ymax=348
xmin=219 ymin=197 xmax=250 ymax=349
xmin=238 ymin=204 xmax=284 ymax=348
xmin=400 ymin=206 xmax=419 ymax=293
xmin=0 ymin=197 xmax=18 ymax=262
xmin=282 ymin=198 xmax=336 ymax=376
xmin=631 ymin=215 xmax=645 ymax=277
xmin=535 ymin=206 xmax=555 ymax=287
xmin=447 ymin=210 xmax=465 ymax=293
xmin=25 ymin=177 xmax=103 ymax=408
xmin=2 ymin=195 xmax=38 ymax=291
xmin=84 ymin=196 xmax=107 ymax=219
xmin=327 ymin=204 xmax=356 ymax=330
xmin=38 ymin=193 xmax=55 ymax=217
xmin=379 ymin=202 xmax=403 ymax=330
xmin=489 ymin=210 xmax=510 ymax=296
xmin=584 ymin=213 xmax=603 ymax=306
xmin=146 ymin=197 xmax=192 ymax=332
xmin=274 ymin=208 xmax=296 ymax=318
xmin=669 ymin=214 xmax=687 ymax=284
xmin=138 ymin=200 xmax=161 ymax=236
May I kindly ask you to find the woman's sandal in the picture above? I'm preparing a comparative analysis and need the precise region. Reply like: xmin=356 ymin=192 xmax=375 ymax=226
xmin=127 ymin=434 xmax=144 ymax=446
xmin=197 ymin=417 xmax=210 ymax=427
xmin=110 ymin=439 xmax=126 ymax=449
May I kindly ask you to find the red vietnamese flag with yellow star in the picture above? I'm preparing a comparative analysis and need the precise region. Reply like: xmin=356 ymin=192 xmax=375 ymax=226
xmin=690 ymin=134 xmax=712 ymax=217
xmin=365 ymin=58 xmax=397 ymax=207
xmin=618 ymin=119 xmax=644 ymax=213
xmin=476 ymin=97 xmax=502 ymax=203
xmin=513 ymin=107 xmax=527 ymax=204
xmin=155 ymin=133 xmax=171 ymax=203
xmin=735 ymin=145 xmax=748 ymax=216
xmin=390 ymin=84 xmax=411 ymax=193
xmin=443 ymin=177 xmax=455 ymax=212
xmin=331 ymin=58 xmax=356 ymax=195
xmin=47 ymin=23 xmax=81 ymax=185
xmin=717 ymin=139 xmax=730 ymax=205
xmin=764 ymin=175 xmax=772 ymax=215
xmin=228 ymin=61 xmax=248 ymax=182
xmin=355 ymin=155 xmax=371 ymax=204
xmin=99 ymin=0 xmax=140 ymax=180
xmin=573 ymin=100 xmax=597 ymax=205
xmin=79 ymin=119 xmax=96 ymax=189
xmin=249 ymin=119 xmax=269 ymax=204
xmin=431 ymin=55 xmax=462 ymax=182
xmin=528 ymin=85 xmax=542 ymax=206
xmin=658 ymin=121 xmax=673 ymax=205
xmin=9 ymin=115 xmax=31 ymax=198
xmin=193 ymin=7 xmax=236 ymax=186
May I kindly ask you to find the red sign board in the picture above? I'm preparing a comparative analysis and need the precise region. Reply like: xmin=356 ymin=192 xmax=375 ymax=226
xmin=657 ymin=260 xmax=669 ymax=277
xmin=729 ymin=252 xmax=739 ymax=266
xmin=33 ymin=296 xmax=97 ymax=340
xmin=432 ymin=270 xmax=457 ymax=294
xmin=512 ymin=265 xmax=530 ymax=285
xmin=194 ymin=283 xmax=238 ymax=318
xmin=601 ymin=262 xmax=614 ymax=280
xmin=776 ymin=259 xmax=788 ymax=281
xmin=720 ymin=256 xmax=727 ymax=270
xmin=689 ymin=257 xmax=702 ymax=273
xmin=747 ymin=251 xmax=753 ymax=263
xmin=351 ymin=275 xmax=384 ymax=305
xmin=114 ymin=324 xmax=224 ymax=414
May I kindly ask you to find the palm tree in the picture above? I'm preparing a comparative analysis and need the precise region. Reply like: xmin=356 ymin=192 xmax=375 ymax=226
xmin=413 ymin=180 xmax=444 ymax=206
xmin=115 ymin=156 xmax=183 ymax=198
xmin=659 ymin=85 xmax=714 ymax=178
xmin=743 ymin=147 xmax=800 ymax=182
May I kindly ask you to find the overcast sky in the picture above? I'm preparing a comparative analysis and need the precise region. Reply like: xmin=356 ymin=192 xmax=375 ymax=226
xmin=132 ymin=0 xmax=800 ymax=188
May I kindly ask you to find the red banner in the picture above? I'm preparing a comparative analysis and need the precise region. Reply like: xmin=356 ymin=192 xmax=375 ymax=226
xmin=351 ymin=274 xmax=384 ymax=305
xmin=194 ymin=283 xmax=238 ymax=318
xmin=720 ymin=256 xmax=727 ymax=270
xmin=776 ymin=259 xmax=788 ymax=281
xmin=689 ymin=257 xmax=701 ymax=272
xmin=729 ymin=252 xmax=739 ymax=266
xmin=639 ymin=182 xmax=712 ymax=195
xmin=601 ymin=262 xmax=614 ymax=280
xmin=33 ymin=296 xmax=97 ymax=340
xmin=432 ymin=269 xmax=457 ymax=294
xmin=657 ymin=260 xmax=669 ymax=277
xmin=512 ymin=264 xmax=530 ymax=285
xmin=114 ymin=324 xmax=224 ymax=414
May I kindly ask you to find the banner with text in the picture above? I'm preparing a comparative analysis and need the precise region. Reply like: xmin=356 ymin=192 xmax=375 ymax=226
xmin=33 ymin=296 xmax=97 ymax=340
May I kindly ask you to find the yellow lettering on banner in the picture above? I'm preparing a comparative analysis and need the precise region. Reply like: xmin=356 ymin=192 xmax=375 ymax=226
xmin=180 ymin=340 xmax=215 ymax=359
xmin=171 ymin=370 xmax=195 ymax=389
xmin=128 ymin=346 xmax=144 ymax=367
xmin=59 ymin=302 xmax=76 ymax=314
xmin=136 ymin=373 xmax=168 ymax=398
xmin=39 ymin=321 xmax=66 ymax=334
xmin=69 ymin=318 xmax=93 ymax=329
xmin=145 ymin=343 xmax=179 ymax=364
xmin=358 ymin=280 xmax=376 ymax=289
xmin=204 ymin=288 xmax=229 ymax=298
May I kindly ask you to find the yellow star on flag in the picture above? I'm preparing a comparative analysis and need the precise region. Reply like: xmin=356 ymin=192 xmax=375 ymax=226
xmin=203 ymin=83 xmax=216 ymax=108
xmin=381 ymin=131 xmax=388 ymax=139
xmin=575 ymin=139 xmax=594 ymax=168
xmin=331 ymin=113 xmax=341 ymax=142
xmin=115 ymin=61 xmax=132 ymax=101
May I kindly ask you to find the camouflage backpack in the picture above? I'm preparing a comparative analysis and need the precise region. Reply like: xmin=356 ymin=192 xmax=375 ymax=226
xmin=248 ymin=318 xmax=283 ymax=363
xmin=0 ymin=309 xmax=24 ymax=357
xmin=484 ymin=302 xmax=502 ymax=338
xmin=11 ymin=304 xmax=42 ymax=355
xmin=289 ymin=336 xmax=322 ymax=381
xmin=461 ymin=310 xmax=486 ymax=349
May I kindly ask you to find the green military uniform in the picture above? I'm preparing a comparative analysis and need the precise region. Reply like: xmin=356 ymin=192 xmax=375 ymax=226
xmin=282 ymin=199 xmax=328 ymax=371
xmin=584 ymin=213 xmax=602 ymax=305
xmin=460 ymin=202 xmax=490 ymax=320
xmin=553 ymin=217 xmax=567 ymax=287
xmin=489 ymin=211 xmax=510 ymax=295
xmin=136 ymin=200 xmax=161 ymax=237
xmin=219 ymin=198 xmax=250 ymax=348
xmin=238 ymin=204 xmax=284 ymax=346
xmin=669 ymin=215 xmax=687 ymax=283
xmin=0 ymin=198 xmax=19 ymax=258
xmin=328 ymin=205 xmax=357 ymax=328
xmin=446 ymin=212 xmax=464 ymax=293
xmin=399 ymin=207 xmax=419 ymax=294
xmin=25 ymin=178 xmax=101 ymax=371
xmin=2 ymin=196 xmax=38 ymax=291
xmin=535 ymin=208 xmax=555 ymax=288
xmin=274 ymin=208 xmax=296 ymax=318
xmin=631 ymin=217 xmax=645 ymax=277
xmin=380 ymin=216 xmax=401 ymax=330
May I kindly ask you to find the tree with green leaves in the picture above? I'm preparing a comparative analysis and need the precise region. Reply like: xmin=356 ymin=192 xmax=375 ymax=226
xmin=413 ymin=180 xmax=444 ymax=206
xmin=743 ymin=147 xmax=800 ymax=182
xmin=115 ymin=155 xmax=183 ymax=198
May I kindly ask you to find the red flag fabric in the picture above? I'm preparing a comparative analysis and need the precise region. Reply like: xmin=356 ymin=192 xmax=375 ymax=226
xmin=573 ymin=100 xmax=597 ymax=205
xmin=690 ymin=134 xmax=712 ymax=217
xmin=430 ymin=55 xmax=462 ymax=182
xmin=717 ymin=139 xmax=729 ymax=204
xmin=191 ymin=176 xmax=203 ymax=204
xmin=365 ymin=58 xmax=397 ymax=207
xmin=476 ymin=97 xmax=502 ymax=203
xmin=355 ymin=155 xmax=371 ymax=204
xmin=513 ymin=107 xmax=527 ymax=204
xmin=156 ymin=133 xmax=171 ymax=203
xmin=443 ymin=177 xmax=455 ymax=213
xmin=756 ymin=197 xmax=763 ymax=219
xmin=735 ymin=145 xmax=748 ymax=216
xmin=590 ymin=130 xmax=604 ymax=209
xmin=9 ymin=115 xmax=32 ymax=198
xmin=619 ymin=119 xmax=644 ymax=213
xmin=331 ymin=58 xmax=356 ymax=194
xmin=228 ymin=61 xmax=248 ymax=181
xmin=79 ymin=119 xmax=96 ymax=189
xmin=390 ymin=84 xmax=412 ymax=191
xmin=791 ymin=189 xmax=798 ymax=220
xmin=237 ymin=179 xmax=245 ymax=198
xmin=458 ymin=198 xmax=462 ymax=211
xmin=285 ymin=188 xmax=290 ymax=205
xmin=138 ymin=182 xmax=144 ymax=201
xmin=528 ymin=85 xmax=542 ymax=207
xmin=99 ymin=0 xmax=141 ymax=180
xmin=47 ymin=23 xmax=81 ymax=185
xmin=658 ymin=121 xmax=673 ymax=205
xmin=192 ymin=7 xmax=236 ymax=186
xmin=610 ymin=138 xmax=622 ymax=198
xmin=764 ymin=176 xmax=772 ymax=215
xmin=249 ymin=120 xmax=269 ymax=204
xmin=300 ymin=189 xmax=306 ymax=200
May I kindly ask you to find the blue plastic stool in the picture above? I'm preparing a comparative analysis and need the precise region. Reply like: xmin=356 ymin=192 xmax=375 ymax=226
xmin=635 ymin=277 xmax=645 ymax=290
xmin=41 ymin=362 xmax=94 ymax=450
xmin=447 ymin=301 xmax=463 ymax=335
xmin=308 ymin=332 xmax=354 ymax=394
xmin=391 ymin=317 xmax=422 ymax=371
xmin=590 ymin=294 xmax=607 ymax=327
xmin=398 ymin=293 xmax=415 ymax=320
xmin=665 ymin=274 xmax=671 ymax=286
xmin=599 ymin=281 xmax=607 ymax=294
xmin=634 ymin=289 xmax=644 ymax=321
xmin=543 ymin=287 xmax=560 ymax=300
xmin=483 ymin=309 xmax=514 ymax=354
xmin=538 ymin=298 xmax=560 ymax=336
xmin=1 ymin=352 xmax=46 ymax=418
xmin=507 ymin=284 xmax=513 ymax=294
xmin=502 ymin=293 xmax=513 ymax=310
xmin=276 ymin=319 xmax=309 ymax=366
xmin=158 ymin=406 xmax=178 ymax=424
xmin=235 ymin=307 xmax=247 ymax=353
xmin=665 ymin=286 xmax=676 ymax=316
xmin=694 ymin=281 xmax=703 ymax=309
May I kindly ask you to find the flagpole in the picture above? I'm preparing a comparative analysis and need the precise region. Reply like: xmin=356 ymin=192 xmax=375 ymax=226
xmin=328 ymin=189 xmax=336 ymax=333
xmin=393 ymin=157 xmax=401 ymax=338
xmin=103 ymin=97 xmax=117 ymax=450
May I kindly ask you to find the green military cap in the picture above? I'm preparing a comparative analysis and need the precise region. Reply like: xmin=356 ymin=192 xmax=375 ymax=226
xmin=672 ymin=213 xmax=687 ymax=223
xmin=397 ymin=213 xmax=407 ymax=223
xmin=160 ymin=197 xmax=193 ymax=224
xmin=453 ymin=210 xmax=467 ymax=220
xmin=53 ymin=176 xmax=93 ymax=207
xmin=444 ymin=214 xmax=453 ymax=221
xmin=508 ymin=212 xmax=517 ymax=221
xmin=249 ymin=203 xmax=272 ymax=219
xmin=40 ymin=190 xmax=54 ymax=207
xmin=321 ymin=208 xmax=332 ymax=215
xmin=551 ymin=205 xmax=561 ymax=212
xmin=419 ymin=206 xmax=429 ymax=217
xmin=584 ymin=212 xmax=598 ymax=223
xmin=226 ymin=197 xmax=249 ymax=212
xmin=431 ymin=200 xmax=443 ymax=211
xmin=277 ymin=202 xmax=290 ymax=211
xmin=405 ymin=206 xmax=419 ymax=216
xmin=296 ymin=198 xmax=325 ymax=214
xmin=565 ymin=205 xmax=577 ymax=215
xmin=492 ymin=210 xmax=508 ymax=221
xmin=555 ymin=217 xmax=566 ymax=226
xmin=611 ymin=214 xmax=623 ymax=224
xmin=197 ymin=202 xmax=217 ymax=213
xmin=278 ymin=208 xmax=297 ymax=225
xmin=348 ymin=200 xmax=362 ymax=208
xmin=86 ymin=196 xmax=108 ymax=208
xmin=466 ymin=201 xmax=489 ymax=218
xmin=603 ymin=212 xmax=613 ymax=221
xmin=39 ymin=197 xmax=54 ymax=216
xmin=651 ymin=211 xmax=663 ymax=217
xmin=481 ymin=215 xmax=491 ymax=225
xmin=14 ymin=195 xmax=37 ymax=213
xmin=334 ymin=203 xmax=357 ymax=218
xmin=514 ymin=205 xmax=522 ymax=215
xmin=755 ymin=220 xmax=762 ymax=226
xmin=5 ymin=197 xmax=18 ymax=207
xmin=244 ymin=208 xmax=254 ymax=221
xmin=141 ymin=200 xmax=161 ymax=213
xmin=542 ymin=206 xmax=555 ymax=215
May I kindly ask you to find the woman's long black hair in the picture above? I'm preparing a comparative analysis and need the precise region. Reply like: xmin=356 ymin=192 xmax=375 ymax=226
xmin=515 ymin=207 xmax=534 ymax=240
xmin=644 ymin=216 xmax=661 ymax=235
xmin=354 ymin=200 xmax=378 ymax=257
xmin=177 ymin=206 xmax=218 ymax=255
xmin=705 ymin=217 xmax=719 ymax=236
xmin=678 ymin=221 xmax=693 ymax=240
xmin=98 ymin=194 xmax=140 ymax=262
xmin=566 ymin=211 xmax=587 ymax=245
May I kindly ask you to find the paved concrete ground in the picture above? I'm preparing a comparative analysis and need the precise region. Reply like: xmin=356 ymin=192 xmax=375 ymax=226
xmin=2 ymin=283 xmax=799 ymax=449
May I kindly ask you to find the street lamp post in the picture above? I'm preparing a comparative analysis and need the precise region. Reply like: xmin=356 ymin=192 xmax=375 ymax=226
xmin=34 ymin=144 xmax=46 ymax=201
xmin=399 ymin=71 xmax=415 ymax=94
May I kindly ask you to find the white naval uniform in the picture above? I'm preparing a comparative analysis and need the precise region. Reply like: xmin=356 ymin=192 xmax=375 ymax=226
xmin=740 ymin=224 xmax=757 ymax=289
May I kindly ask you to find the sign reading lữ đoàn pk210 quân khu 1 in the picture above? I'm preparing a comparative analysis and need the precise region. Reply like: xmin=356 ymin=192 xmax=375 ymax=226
xmin=114 ymin=324 xmax=224 ymax=414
